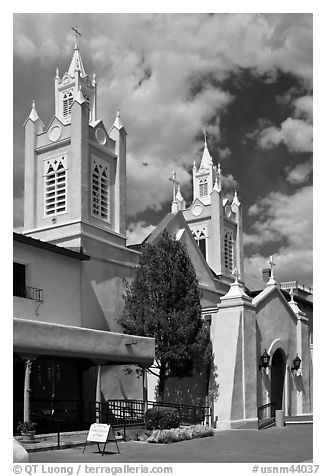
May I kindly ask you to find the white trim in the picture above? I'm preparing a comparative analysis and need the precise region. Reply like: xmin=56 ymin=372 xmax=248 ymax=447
xmin=241 ymin=309 xmax=246 ymax=419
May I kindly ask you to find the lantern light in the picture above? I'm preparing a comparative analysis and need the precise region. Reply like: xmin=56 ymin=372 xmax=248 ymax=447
xmin=259 ymin=349 xmax=270 ymax=370
xmin=291 ymin=354 xmax=302 ymax=372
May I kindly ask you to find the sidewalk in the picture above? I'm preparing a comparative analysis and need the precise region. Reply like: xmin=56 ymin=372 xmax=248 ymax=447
xmin=29 ymin=424 xmax=313 ymax=463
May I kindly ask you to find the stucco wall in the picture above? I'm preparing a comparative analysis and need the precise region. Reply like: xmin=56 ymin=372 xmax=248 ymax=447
xmin=13 ymin=241 xmax=82 ymax=326
xmin=255 ymin=289 xmax=312 ymax=415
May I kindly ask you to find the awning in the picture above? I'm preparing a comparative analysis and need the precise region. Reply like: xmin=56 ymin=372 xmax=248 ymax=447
xmin=13 ymin=318 xmax=155 ymax=366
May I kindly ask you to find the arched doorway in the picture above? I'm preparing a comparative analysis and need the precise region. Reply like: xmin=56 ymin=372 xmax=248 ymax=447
xmin=271 ymin=348 xmax=286 ymax=410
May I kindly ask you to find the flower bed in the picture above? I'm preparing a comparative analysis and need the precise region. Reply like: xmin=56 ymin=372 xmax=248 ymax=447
xmin=147 ymin=425 xmax=214 ymax=444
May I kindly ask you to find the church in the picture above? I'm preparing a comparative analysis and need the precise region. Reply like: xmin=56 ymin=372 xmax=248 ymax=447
xmin=13 ymin=34 xmax=313 ymax=432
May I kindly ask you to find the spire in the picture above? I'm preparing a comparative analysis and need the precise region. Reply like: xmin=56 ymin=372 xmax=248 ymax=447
xmin=28 ymin=100 xmax=39 ymax=122
xmin=213 ymin=162 xmax=222 ymax=192
xmin=24 ymin=99 xmax=44 ymax=131
xmin=67 ymin=29 xmax=86 ymax=78
xmin=200 ymin=129 xmax=213 ymax=169
xmin=176 ymin=184 xmax=184 ymax=202
xmin=169 ymin=170 xmax=180 ymax=213
xmin=232 ymin=189 xmax=241 ymax=207
xmin=113 ymin=109 xmax=124 ymax=130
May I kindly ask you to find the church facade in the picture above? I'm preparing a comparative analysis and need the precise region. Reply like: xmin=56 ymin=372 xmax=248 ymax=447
xmin=13 ymin=36 xmax=313 ymax=431
xmin=145 ymin=134 xmax=313 ymax=428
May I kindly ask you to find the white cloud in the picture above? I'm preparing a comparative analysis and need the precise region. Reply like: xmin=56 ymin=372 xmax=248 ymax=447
xmin=286 ymin=160 xmax=312 ymax=185
xmin=258 ymin=118 xmax=313 ymax=153
xmin=255 ymin=94 xmax=313 ymax=154
xmin=294 ymin=96 xmax=313 ymax=122
xmin=13 ymin=14 xmax=313 ymax=221
xmin=244 ymin=185 xmax=312 ymax=285
xmin=126 ymin=221 xmax=155 ymax=245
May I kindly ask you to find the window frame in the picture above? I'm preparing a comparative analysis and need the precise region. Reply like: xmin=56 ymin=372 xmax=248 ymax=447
xmin=43 ymin=154 xmax=68 ymax=218
xmin=90 ymin=157 xmax=111 ymax=223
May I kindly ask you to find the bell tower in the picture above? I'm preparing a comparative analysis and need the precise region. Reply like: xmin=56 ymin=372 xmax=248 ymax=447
xmin=176 ymin=133 xmax=244 ymax=281
xmin=22 ymin=30 xmax=127 ymax=252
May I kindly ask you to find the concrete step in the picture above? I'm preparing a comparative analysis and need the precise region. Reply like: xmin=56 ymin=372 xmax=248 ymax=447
xmin=285 ymin=414 xmax=313 ymax=425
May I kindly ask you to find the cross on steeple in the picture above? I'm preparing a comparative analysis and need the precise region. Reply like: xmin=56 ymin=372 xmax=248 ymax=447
xmin=72 ymin=26 xmax=82 ymax=48
xmin=204 ymin=128 xmax=207 ymax=147
xmin=169 ymin=170 xmax=179 ymax=202
xmin=268 ymin=255 xmax=276 ymax=279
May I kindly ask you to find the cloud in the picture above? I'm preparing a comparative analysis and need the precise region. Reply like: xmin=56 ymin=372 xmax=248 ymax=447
xmin=126 ymin=221 xmax=155 ymax=245
xmin=253 ymin=94 xmax=313 ymax=154
xmin=244 ymin=185 xmax=312 ymax=285
xmin=258 ymin=118 xmax=313 ymax=153
xmin=286 ymin=160 xmax=312 ymax=185
xmin=13 ymin=14 xmax=313 ymax=225
xmin=294 ymin=96 xmax=313 ymax=122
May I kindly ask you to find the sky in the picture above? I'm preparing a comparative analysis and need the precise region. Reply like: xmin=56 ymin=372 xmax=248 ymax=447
xmin=12 ymin=12 xmax=313 ymax=287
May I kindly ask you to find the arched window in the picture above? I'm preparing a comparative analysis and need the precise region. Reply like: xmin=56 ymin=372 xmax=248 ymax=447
xmin=192 ymin=227 xmax=208 ymax=259
xmin=91 ymin=158 xmax=110 ymax=222
xmin=199 ymin=178 xmax=208 ymax=197
xmin=44 ymin=154 xmax=68 ymax=216
xmin=63 ymin=91 xmax=73 ymax=118
xmin=224 ymin=231 xmax=234 ymax=271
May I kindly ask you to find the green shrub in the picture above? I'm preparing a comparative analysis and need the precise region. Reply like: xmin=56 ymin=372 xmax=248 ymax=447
xmin=145 ymin=407 xmax=180 ymax=430
xmin=148 ymin=425 xmax=214 ymax=444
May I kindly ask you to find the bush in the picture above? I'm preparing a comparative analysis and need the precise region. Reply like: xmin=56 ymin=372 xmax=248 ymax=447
xmin=145 ymin=407 xmax=180 ymax=430
xmin=148 ymin=425 xmax=214 ymax=444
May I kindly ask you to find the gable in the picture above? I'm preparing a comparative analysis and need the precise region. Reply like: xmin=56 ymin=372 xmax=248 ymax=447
xmin=89 ymin=120 xmax=115 ymax=151
xmin=146 ymin=211 xmax=221 ymax=294
xmin=254 ymin=286 xmax=297 ymax=334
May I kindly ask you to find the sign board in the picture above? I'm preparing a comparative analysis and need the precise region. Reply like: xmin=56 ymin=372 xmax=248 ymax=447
xmin=83 ymin=423 xmax=120 ymax=456
xmin=87 ymin=423 xmax=111 ymax=443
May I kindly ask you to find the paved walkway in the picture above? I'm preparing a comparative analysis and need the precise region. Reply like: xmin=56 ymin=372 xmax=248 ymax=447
xmin=29 ymin=424 xmax=313 ymax=463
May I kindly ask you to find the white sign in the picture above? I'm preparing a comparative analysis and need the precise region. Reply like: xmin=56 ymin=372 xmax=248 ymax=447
xmin=87 ymin=423 xmax=111 ymax=443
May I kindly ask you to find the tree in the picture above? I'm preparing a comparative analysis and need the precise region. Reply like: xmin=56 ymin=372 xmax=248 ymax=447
xmin=119 ymin=229 xmax=211 ymax=400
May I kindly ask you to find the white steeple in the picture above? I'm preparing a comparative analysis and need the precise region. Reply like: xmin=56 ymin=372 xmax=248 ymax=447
xmin=24 ymin=100 xmax=44 ymax=132
xmin=212 ymin=162 xmax=222 ymax=193
xmin=199 ymin=129 xmax=213 ymax=170
xmin=68 ymin=27 xmax=86 ymax=78
xmin=232 ymin=189 xmax=241 ymax=207
xmin=113 ymin=109 xmax=124 ymax=130
xmin=28 ymin=100 xmax=40 ymax=122
xmin=192 ymin=130 xmax=214 ymax=205
xmin=54 ymin=28 xmax=97 ymax=124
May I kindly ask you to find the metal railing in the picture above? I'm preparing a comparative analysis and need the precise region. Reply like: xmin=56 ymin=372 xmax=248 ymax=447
xmin=148 ymin=400 xmax=211 ymax=426
xmin=258 ymin=402 xmax=276 ymax=429
xmin=90 ymin=399 xmax=212 ymax=432
xmin=13 ymin=285 xmax=44 ymax=302
xmin=280 ymin=281 xmax=313 ymax=295
xmin=31 ymin=411 xmax=64 ymax=448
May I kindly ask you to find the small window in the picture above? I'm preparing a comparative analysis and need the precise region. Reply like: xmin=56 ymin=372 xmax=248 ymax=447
xmin=192 ymin=227 xmax=208 ymax=259
xmin=91 ymin=158 xmax=110 ymax=222
xmin=224 ymin=231 xmax=234 ymax=271
xmin=44 ymin=155 xmax=68 ymax=216
xmin=63 ymin=91 xmax=73 ymax=118
xmin=13 ymin=262 xmax=26 ymax=298
xmin=199 ymin=179 xmax=208 ymax=197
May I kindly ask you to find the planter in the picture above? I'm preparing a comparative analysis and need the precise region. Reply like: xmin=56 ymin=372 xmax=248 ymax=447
xmin=21 ymin=430 xmax=36 ymax=443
